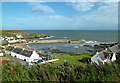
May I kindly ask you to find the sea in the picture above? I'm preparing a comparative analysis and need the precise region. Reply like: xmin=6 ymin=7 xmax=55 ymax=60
xmin=22 ymin=30 xmax=118 ymax=54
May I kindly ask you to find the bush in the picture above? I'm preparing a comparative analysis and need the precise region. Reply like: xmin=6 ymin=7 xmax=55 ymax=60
xmin=2 ymin=61 xmax=120 ymax=82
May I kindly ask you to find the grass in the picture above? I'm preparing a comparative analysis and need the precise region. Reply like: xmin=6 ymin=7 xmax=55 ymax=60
xmin=50 ymin=53 xmax=93 ymax=67
xmin=0 ymin=56 xmax=11 ymax=61
xmin=1 ymin=30 xmax=47 ymax=39
xmin=1 ymin=52 xmax=120 ymax=81
xmin=2 ymin=61 xmax=120 ymax=81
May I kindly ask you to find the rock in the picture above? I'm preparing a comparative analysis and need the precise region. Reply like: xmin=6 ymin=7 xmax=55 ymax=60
xmin=94 ymin=45 xmax=109 ymax=49
xmin=83 ymin=45 xmax=93 ymax=48
xmin=87 ymin=50 xmax=96 ymax=53
xmin=69 ymin=40 xmax=85 ymax=43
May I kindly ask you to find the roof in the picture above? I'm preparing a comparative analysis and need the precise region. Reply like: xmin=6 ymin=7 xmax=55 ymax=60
xmin=97 ymin=52 xmax=106 ymax=60
xmin=109 ymin=45 xmax=119 ymax=53
xmin=50 ymin=55 xmax=56 ymax=58
xmin=6 ymin=46 xmax=14 ymax=51
xmin=6 ymin=46 xmax=34 ymax=57
xmin=20 ymin=50 xmax=33 ymax=57
xmin=117 ymin=44 xmax=120 ymax=49
xmin=12 ymin=48 xmax=23 ymax=54
xmin=104 ymin=48 xmax=112 ymax=53
xmin=43 ymin=54 xmax=50 ymax=58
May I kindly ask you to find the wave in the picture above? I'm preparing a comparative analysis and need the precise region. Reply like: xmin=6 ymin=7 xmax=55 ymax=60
xmin=64 ymin=37 xmax=67 ymax=39
xmin=39 ymin=36 xmax=54 ymax=40
xmin=74 ymin=46 xmax=79 ymax=48
xmin=26 ymin=45 xmax=31 ymax=48
xmin=85 ymin=41 xmax=97 ymax=44
xmin=84 ymin=40 xmax=116 ymax=47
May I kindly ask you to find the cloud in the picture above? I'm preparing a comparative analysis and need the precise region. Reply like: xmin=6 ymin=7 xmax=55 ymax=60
xmin=29 ymin=2 xmax=55 ymax=13
xmin=4 ymin=2 xmax=118 ymax=30
xmin=71 ymin=2 xmax=118 ymax=29
xmin=69 ymin=2 xmax=95 ymax=12
xmin=2 ymin=0 xmax=119 ymax=2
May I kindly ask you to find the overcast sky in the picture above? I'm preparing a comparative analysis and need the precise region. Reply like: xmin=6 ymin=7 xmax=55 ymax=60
xmin=2 ymin=2 xmax=118 ymax=30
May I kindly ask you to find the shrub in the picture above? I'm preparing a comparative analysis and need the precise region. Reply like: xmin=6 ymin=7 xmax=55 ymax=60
xmin=2 ymin=61 xmax=120 ymax=82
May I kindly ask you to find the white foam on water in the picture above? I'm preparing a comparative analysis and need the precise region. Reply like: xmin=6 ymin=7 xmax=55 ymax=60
xmin=74 ymin=46 xmax=79 ymax=48
xmin=64 ymin=45 xmax=68 ymax=47
xmin=39 ymin=36 xmax=54 ymax=40
xmin=64 ymin=37 xmax=67 ymax=38
xmin=26 ymin=45 xmax=31 ymax=48
xmin=85 ymin=41 xmax=97 ymax=44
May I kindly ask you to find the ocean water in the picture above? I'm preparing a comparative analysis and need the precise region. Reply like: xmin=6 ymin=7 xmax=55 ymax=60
xmin=23 ymin=30 xmax=118 ymax=54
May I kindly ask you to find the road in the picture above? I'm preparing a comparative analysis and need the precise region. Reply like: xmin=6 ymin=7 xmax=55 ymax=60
xmin=4 ymin=54 xmax=27 ymax=65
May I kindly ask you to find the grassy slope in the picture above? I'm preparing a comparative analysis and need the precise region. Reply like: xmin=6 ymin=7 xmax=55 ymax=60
xmin=0 ymin=56 xmax=11 ymax=61
xmin=51 ymin=53 xmax=93 ymax=67
xmin=2 ymin=30 xmax=47 ymax=39
xmin=2 ymin=60 xmax=120 ymax=81
xmin=2 ymin=30 xmax=27 ymax=37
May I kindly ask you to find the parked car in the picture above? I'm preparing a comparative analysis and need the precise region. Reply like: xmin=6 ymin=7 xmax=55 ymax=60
xmin=2 ymin=60 xmax=11 ymax=64
xmin=33 ymin=59 xmax=44 ymax=63
xmin=32 ymin=59 xmax=39 ymax=63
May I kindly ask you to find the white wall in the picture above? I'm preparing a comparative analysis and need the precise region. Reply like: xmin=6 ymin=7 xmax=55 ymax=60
xmin=11 ymin=52 xmax=30 ymax=62
xmin=29 ymin=51 xmax=39 ymax=62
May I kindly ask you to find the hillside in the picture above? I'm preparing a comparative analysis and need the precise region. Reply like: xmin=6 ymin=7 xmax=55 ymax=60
xmin=1 ymin=30 xmax=48 ymax=39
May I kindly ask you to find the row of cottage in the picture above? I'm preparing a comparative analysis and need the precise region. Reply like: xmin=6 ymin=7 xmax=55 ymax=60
xmin=5 ymin=45 xmax=56 ymax=63
xmin=0 ymin=34 xmax=27 ymax=43
xmin=5 ymin=46 xmax=40 ymax=63
xmin=91 ymin=44 xmax=120 ymax=65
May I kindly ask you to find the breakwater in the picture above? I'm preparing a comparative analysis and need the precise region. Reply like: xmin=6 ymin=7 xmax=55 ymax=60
xmin=29 ymin=39 xmax=85 ymax=44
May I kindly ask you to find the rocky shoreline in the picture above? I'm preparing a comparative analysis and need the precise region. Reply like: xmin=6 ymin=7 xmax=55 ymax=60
xmin=84 ymin=43 xmax=119 ymax=53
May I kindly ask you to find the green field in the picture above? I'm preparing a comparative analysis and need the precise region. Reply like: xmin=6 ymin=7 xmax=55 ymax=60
xmin=50 ymin=53 xmax=93 ymax=67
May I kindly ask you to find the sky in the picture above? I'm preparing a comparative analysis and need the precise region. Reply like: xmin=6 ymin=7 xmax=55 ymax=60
xmin=2 ymin=2 xmax=118 ymax=30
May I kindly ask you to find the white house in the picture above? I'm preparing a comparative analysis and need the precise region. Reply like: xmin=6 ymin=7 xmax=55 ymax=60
xmin=6 ymin=46 xmax=40 ymax=62
xmin=91 ymin=44 xmax=120 ymax=65
xmin=7 ymin=37 xmax=14 ymax=40
xmin=16 ymin=39 xmax=27 ymax=42
xmin=16 ymin=34 xmax=23 ymax=38
xmin=8 ymin=39 xmax=19 ymax=43
xmin=0 ymin=51 xmax=3 ymax=56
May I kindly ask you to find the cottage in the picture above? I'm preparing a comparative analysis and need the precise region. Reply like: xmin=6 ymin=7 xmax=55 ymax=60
xmin=91 ymin=44 xmax=120 ymax=65
xmin=8 ymin=39 xmax=19 ymax=43
xmin=6 ymin=46 xmax=40 ymax=62
xmin=16 ymin=34 xmax=23 ymax=38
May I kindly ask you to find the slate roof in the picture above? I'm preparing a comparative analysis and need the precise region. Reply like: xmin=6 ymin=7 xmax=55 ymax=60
xmin=12 ymin=48 xmax=23 ymax=54
xmin=104 ymin=48 xmax=112 ymax=53
xmin=117 ymin=44 xmax=120 ymax=49
xmin=109 ymin=45 xmax=119 ymax=53
xmin=6 ymin=46 xmax=14 ymax=51
xmin=97 ymin=52 xmax=106 ymax=60
xmin=20 ymin=50 xmax=33 ymax=57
